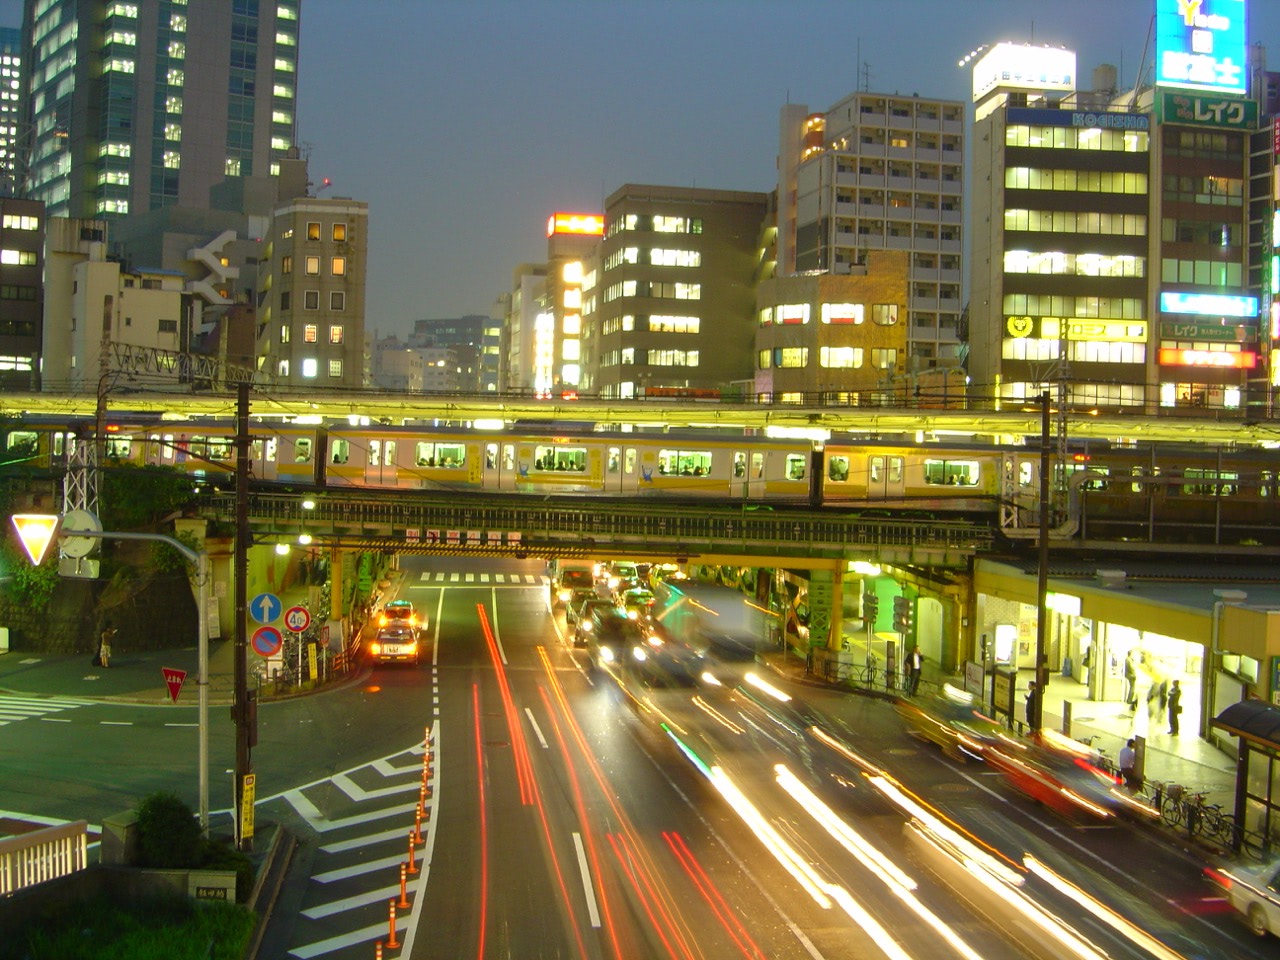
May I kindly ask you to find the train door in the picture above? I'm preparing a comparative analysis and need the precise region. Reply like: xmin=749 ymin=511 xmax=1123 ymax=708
xmin=732 ymin=450 xmax=750 ymax=497
xmin=364 ymin=437 xmax=398 ymax=487
xmin=750 ymin=451 xmax=766 ymax=498
xmin=482 ymin=441 xmax=517 ymax=491
xmin=867 ymin=454 xmax=905 ymax=499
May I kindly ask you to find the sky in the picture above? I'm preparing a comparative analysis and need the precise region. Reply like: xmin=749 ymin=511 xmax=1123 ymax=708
xmin=7 ymin=1 xmax=1280 ymax=337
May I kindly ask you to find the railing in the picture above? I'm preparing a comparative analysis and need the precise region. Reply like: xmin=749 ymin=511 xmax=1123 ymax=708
xmin=0 ymin=820 xmax=89 ymax=896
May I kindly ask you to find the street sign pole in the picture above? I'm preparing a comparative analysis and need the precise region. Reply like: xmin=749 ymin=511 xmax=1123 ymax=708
xmin=234 ymin=383 xmax=253 ymax=850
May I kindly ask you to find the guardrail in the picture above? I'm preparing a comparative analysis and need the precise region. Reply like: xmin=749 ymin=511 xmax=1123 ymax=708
xmin=0 ymin=820 xmax=89 ymax=896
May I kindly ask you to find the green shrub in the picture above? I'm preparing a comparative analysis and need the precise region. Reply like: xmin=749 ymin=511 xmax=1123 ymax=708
xmin=135 ymin=792 xmax=202 ymax=869
xmin=200 ymin=837 xmax=255 ymax=903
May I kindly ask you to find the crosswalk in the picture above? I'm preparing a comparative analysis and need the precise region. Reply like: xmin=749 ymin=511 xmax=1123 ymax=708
xmin=411 ymin=571 xmax=547 ymax=586
xmin=0 ymin=693 xmax=95 ymax=726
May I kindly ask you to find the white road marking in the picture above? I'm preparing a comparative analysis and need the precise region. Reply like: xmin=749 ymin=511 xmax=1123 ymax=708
xmin=573 ymin=831 xmax=602 ymax=928
xmin=525 ymin=707 xmax=548 ymax=749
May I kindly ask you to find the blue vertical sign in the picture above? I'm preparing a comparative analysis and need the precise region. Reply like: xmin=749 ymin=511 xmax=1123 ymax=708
xmin=1156 ymin=0 xmax=1248 ymax=96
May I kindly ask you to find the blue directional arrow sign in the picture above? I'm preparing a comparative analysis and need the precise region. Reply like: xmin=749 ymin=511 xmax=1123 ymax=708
xmin=250 ymin=592 xmax=282 ymax=624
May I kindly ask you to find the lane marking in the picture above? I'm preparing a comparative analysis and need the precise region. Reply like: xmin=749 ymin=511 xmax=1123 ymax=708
xmin=525 ymin=707 xmax=548 ymax=749
xmin=573 ymin=831 xmax=602 ymax=928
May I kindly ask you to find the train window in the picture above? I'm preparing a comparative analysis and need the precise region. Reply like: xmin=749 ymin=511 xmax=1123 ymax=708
xmin=1263 ymin=471 xmax=1275 ymax=498
xmin=625 ymin=448 xmax=636 ymax=475
xmin=331 ymin=438 xmax=350 ymax=465
xmin=385 ymin=440 xmax=397 ymax=466
xmin=207 ymin=438 xmax=232 ymax=461
xmin=924 ymin=459 xmax=978 ymax=486
xmin=250 ymin=439 xmax=264 ymax=461
xmin=534 ymin=444 xmax=584 ymax=471
xmin=147 ymin=434 xmax=163 ymax=461
xmin=105 ymin=436 xmax=132 ymax=459
xmin=263 ymin=438 xmax=276 ymax=462
xmin=658 ymin=448 xmax=711 ymax=476
xmin=295 ymin=437 xmax=313 ymax=463
xmin=502 ymin=444 xmax=515 ymax=470
xmin=53 ymin=432 xmax=71 ymax=458
xmin=827 ymin=455 xmax=850 ymax=482
xmin=734 ymin=452 xmax=747 ymax=478
xmin=436 ymin=443 xmax=464 ymax=468
xmin=1130 ymin=466 xmax=1142 ymax=493
xmin=1183 ymin=469 xmax=1237 ymax=496
xmin=369 ymin=440 xmax=382 ymax=467
xmin=414 ymin=441 xmax=437 ymax=466
xmin=485 ymin=443 xmax=498 ymax=469
xmin=786 ymin=455 xmax=806 ymax=480
xmin=607 ymin=447 xmax=621 ymax=473
xmin=752 ymin=452 xmax=764 ymax=478
xmin=6 ymin=430 xmax=36 ymax=458
xmin=870 ymin=456 xmax=883 ymax=483
xmin=173 ymin=435 xmax=188 ymax=463
xmin=1019 ymin=462 xmax=1033 ymax=486
xmin=888 ymin=456 xmax=903 ymax=484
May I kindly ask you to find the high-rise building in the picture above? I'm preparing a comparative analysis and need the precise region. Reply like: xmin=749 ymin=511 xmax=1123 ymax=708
xmin=259 ymin=197 xmax=367 ymax=389
xmin=22 ymin=0 xmax=300 ymax=221
xmin=409 ymin=314 xmax=500 ymax=393
xmin=777 ymin=91 xmax=965 ymax=368
xmin=587 ymin=186 xmax=767 ymax=399
xmin=0 ymin=197 xmax=44 ymax=389
xmin=0 ymin=27 xmax=23 ymax=198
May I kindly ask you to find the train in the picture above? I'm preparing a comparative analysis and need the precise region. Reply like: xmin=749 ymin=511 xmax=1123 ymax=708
xmin=3 ymin=414 xmax=1279 ymax=541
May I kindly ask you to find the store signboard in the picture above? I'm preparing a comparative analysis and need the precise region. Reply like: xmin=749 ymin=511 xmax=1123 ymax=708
xmin=1155 ymin=0 xmax=1247 ymax=96
xmin=1161 ymin=291 xmax=1258 ymax=317
xmin=1159 ymin=91 xmax=1257 ymax=128
xmin=1159 ymin=320 xmax=1256 ymax=341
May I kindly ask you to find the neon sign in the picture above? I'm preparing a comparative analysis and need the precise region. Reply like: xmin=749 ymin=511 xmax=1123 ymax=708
xmin=1155 ymin=0 xmax=1247 ymax=95
xmin=546 ymin=213 xmax=604 ymax=237
xmin=1158 ymin=347 xmax=1256 ymax=368
xmin=1160 ymin=291 xmax=1258 ymax=317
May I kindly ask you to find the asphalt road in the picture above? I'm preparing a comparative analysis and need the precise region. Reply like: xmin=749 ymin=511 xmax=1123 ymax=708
xmin=2 ymin=554 xmax=1272 ymax=960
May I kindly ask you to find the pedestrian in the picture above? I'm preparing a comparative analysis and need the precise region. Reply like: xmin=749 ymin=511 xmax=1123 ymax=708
xmin=1118 ymin=738 xmax=1138 ymax=790
xmin=99 ymin=622 xmax=116 ymax=668
xmin=1123 ymin=651 xmax=1138 ymax=710
xmin=1024 ymin=680 xmax=1040 ymax=731
xmin=1168 ymin=679 xmax=1182 ymax=735
xmin=906 ymin=647 xmax=923 ymax=696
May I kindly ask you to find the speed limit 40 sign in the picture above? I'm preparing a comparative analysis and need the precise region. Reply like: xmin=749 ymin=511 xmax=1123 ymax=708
xmin=284 ymin=605 xmax=311 ymax=633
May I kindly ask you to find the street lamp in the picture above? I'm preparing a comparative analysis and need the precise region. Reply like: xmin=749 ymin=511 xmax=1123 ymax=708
xmin=10 ymin=513 xmax=213 ymax=833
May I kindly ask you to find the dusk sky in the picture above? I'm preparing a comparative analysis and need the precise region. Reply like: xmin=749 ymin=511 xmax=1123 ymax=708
xmin=7 ymin=1 xmax=1280 ymax=337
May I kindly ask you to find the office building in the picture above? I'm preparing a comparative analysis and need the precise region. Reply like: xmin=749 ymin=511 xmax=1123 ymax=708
xmin=258 ymin=197 xmax=367 ymax=389
xmin=409 ymin=314 xmax=500 ymax=393
xmin=776 ymin=91 xmax=965 ymax=368
xmin=0 ymin=197 xmax=43 ymax=389
xmin=22 ymin=0 xmax=300 ymax=221
xmin=587 ymin=186 xmax=767 ymax=399
xmin=0 ymin=27 xmax=23 ymax=197
xmin=499 ymin=264 xmax=548 ymax=393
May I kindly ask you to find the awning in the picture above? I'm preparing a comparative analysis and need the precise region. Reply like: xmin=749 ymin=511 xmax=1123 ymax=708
xmin=1213 ymin=699 xmax=1280 ymax=753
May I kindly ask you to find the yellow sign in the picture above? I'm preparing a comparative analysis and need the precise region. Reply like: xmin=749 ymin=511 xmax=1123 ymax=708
xmin=1006 ymin=315 xmax=1035 ymax=338
xmin=1066 ymin=320 xmax=1148 ymax=343
xmin=10 ymin=514 xmax=61 ymax=565
xmin=307 ymin=643 xmax=318 ymax=682
xmin=239 ymin=773 xmax=256 ymax=843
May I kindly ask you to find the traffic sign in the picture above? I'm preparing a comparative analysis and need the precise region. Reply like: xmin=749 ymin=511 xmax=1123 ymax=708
xmin=162 ymin=667 xmax=187 ymax=704
xmin=11 ymin=514 xmax=60 ymax=565
xmin=252 ymin=626 xmax=283 ymax=658
xmin=250 ymin=592 xmax=282 ymax=624
xmin=284 ymin=605 xmax=311 ymax=633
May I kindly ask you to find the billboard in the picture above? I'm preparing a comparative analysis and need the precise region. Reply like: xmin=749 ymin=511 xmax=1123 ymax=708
xmin=972 ymin=43 xmax=1076 ymax=102
xmin=1160 ymin=291 xmax=1258 ymax=317
xmin=546 ymin=213 xmax=604 ymax=237
xmin=1155 ymin=0 xmax=1247 ymax=96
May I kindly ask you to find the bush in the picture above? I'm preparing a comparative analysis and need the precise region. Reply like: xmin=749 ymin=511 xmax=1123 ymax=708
xmin=200 ymin=837 xmax=255 ymax=903
xmin=135 ymin=792 xmax=202 ymax=869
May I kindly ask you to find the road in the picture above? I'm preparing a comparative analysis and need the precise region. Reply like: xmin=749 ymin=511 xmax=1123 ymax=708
xmin=1 ymin=555 xmax=1270 ymax=959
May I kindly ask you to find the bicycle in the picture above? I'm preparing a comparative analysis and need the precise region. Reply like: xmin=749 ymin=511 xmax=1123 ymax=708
xmin=859 ymin=655 xmax=879 ymax=690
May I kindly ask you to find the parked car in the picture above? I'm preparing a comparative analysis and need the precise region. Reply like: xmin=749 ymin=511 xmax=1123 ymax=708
xmin=1210 ymin=859 xmax=1280 ymax=937
xmin=368 ymin=625 xmax=420 ymax=666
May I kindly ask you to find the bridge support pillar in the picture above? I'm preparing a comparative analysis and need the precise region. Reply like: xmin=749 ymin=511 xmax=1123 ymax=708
xmin=805 ymin=563 xmax=843 ymax=654
xmin=329 ymin=547 xmax=345 ymax=618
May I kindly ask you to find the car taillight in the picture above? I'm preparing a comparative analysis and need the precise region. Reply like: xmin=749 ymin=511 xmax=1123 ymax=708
xmin=370 ymin=642 xmax=382 ymax=654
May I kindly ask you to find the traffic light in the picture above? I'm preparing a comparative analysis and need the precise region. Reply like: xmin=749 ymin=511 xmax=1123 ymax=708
xmin=863 ymin=592 xmax=879 ymax=625
xmin=892 ymin=594 xmax=914 ymax=635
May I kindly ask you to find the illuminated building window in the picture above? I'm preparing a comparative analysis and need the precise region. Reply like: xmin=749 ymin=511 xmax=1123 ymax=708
xmin=168 ymin=40 xmax=185 ymax=58
xmin=648 ymin=349 xmax=699 ymax=366
xmin=772 ymin=347 xmax=808 ymax=368
xmin=332 ymin=223 xmax=346 ymax=241
xmin=105 ymin=58 xmax=136 ymax=74
xmin=872 ymin=304 xmax=899 ymax=325
xmin=329 ymin=359 xmax=343 ymax=378
xmin=1002 ymin=339 xmax=1059 ymax=361
xmin=1159 ymin=258 xmax=1243 ymax=286
xmin=273 ymin=83 xmax=294 ymax=98
xmin=563 ymin=314 xmax=581 ymax=335
xmin=307 ymin=222 xmax=320 ymax=241
xmin=1162 ymin=174 xmax=1243 ymax=206
xmin=331 ymin=292 xmax=345 ymax=311
xmin=1005 ymin=124 xmax=1148 ymax=152
xmin=650 ymin=248 xmax=700 ymax=267
xmin=276 ymin=31 xmax=296 ymax=46
xmin=1005 ymin=167 xmax=1147 ymax=194
xmin=1005 ymin=251 xmax=1145 ymax=278
xmin=649 ymin=315 xmax=699 ymax=333
xmin=822 ymin=304 xmax=863 ymax=324
xmin=820 ymin=347 xmax=863 ymax=368
xmin=776 ymin=304 xmax=809 ymax=325
xmin=0 ymin=250 xmax=36 ymax=265
xmin=170 ymin=13 xmax=186 ymax=30
xmin=871 ymin=348 xmax=897 ymax=369
xmin=107 ymin=30 xmax=136 ymax=45
xmin=329 ymin=325 xmax=343 ymax=344
xmin=563 ymin=261 xmax=583 ymax=283
xmin=225 ymin=158 xmax=241 ymax=176
xmin=1005 ymin=209 xmax=1147 ymax=236
xmin=1 ymin=215 xmax=37 ymax=230
xmin=167 ymin=67 xmax=184 ymax=85
xmin=281 ymin=255 xmax=292 ymax=274
xmin=304 ymin=256 xmax=319 ymax=275
xmin=104 ymin=142 xmax=132 ymax=157
xmin=301 ymin=358 xmax=317 ymax=378
xmin=279 ymin=324 xmax=290 ymax=343
xmin=303 ymin=324 xmax=317 ymax=342
xmin=163 ymin=151 xmax=180 ymax=169
xmin=331 ymin=256 xmax=346 ymax=276
xmin=278 ymin=359 xmax=289 ymax=376
xmin=621 ymin=347 xmax=634 ymax=364
xmin=563 ymin=288 xmax=581 ymax=309
xmin=275 ymin=58 xmax=296 ymax=72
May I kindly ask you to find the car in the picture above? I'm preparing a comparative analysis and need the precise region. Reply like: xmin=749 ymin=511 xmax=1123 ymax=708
xmin=618 ymin=587 xmax=656 ymax=622
xmin=1210 ymin=859 xmax=1280 ymax=937
xmin=606 ymin=561 xmax=639 ymax=593
xmin=379 ymin=599 xmax=423 ymax=634
xmin=564 ymin=587 xmax=599 ymax=624
xmin=573 ymin=598 xmax=623 ymax=645
xmin=581 ymin=608 xmax=647 ymax=669
xmin=894 ymin=684 xmax=1013 ymax=761
xmin=368 ymin=625 xmax=421 ymax=666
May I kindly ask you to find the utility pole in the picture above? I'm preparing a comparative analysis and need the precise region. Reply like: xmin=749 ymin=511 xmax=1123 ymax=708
xmin=233 ymin=383 xmax=254 ymax=849
xmin=1034 ymin=390 xmax=1051 ymax=731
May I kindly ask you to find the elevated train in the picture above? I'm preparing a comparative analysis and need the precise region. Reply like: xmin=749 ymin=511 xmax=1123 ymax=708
xmin=3 ymin=415 xmax=1279 ymax=542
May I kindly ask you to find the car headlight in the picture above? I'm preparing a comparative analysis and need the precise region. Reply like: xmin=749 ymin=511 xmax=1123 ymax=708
xmin=632 ymin=646 xmax=647 ymax=662
xmin=370 ymin=642 xmax=382 ymax=654
xmin=599 ymin=645 xmax=615 ymax=663
xmin=558 ymin=589 xmax=572 ymax=602
xmin=627 ymin=609 xmax=638 ymax=620
xmin=580 ymin=621 xmax=593 ymax=632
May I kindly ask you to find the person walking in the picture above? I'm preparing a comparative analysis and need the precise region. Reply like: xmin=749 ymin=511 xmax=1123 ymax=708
xmin=906 ymin=647 xmax=923 ymax=696
xmin=1167 ymin=679 xmax=1182 ymax=735
xmin=1123 ymin=651 xmax=1138 ymax=711
xmin=1024 ymin=680 xmax=1040 ymax=731
xmin=99 ymin=622 xmax=116 ymax=668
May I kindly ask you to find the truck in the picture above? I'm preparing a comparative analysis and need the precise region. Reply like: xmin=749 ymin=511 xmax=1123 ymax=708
xmin=650 ymin=579 xmax=766 ymax=663
xmin=548 ymin=558 xmax=596 ymax=608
